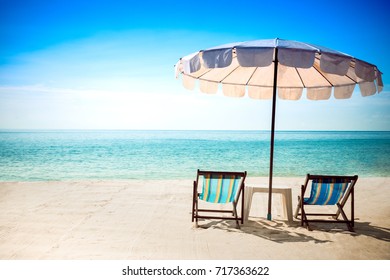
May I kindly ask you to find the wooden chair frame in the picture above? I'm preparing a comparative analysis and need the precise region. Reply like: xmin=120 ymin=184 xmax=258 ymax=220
xmin=294 ymin=174 xmax=358 ymax=232
xmin=192 ymin=170 xmax=246 ymax=229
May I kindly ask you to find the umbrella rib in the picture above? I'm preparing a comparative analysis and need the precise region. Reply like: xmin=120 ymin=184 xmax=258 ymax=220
xmin=345 ymin=74 xmax=357 ymax=84
xmin=294 ymin=68 xmax=306 ymax=88
xmin=196 ymin=68 xmax=213 ymax=80
xmin=223 ymin=52 xmax=257 ymax=85
xmin=345 ymin=63 xmax=358 ymax=83
xmin=220 ymin=65 xmax=241 ymax=83
xmin=245 ymin=67 xmax=258 ymax=86
xmin=313 ymin=56 xmax=359 ymax=87
xmin=313 ymin=63 xmax=334 ymax=87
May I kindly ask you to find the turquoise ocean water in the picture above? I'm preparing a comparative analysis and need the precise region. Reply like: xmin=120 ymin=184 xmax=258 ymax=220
xmin=0 ymin=130 xmax=389 ymax=181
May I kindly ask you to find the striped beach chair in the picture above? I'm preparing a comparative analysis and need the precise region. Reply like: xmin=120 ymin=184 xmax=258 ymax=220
xmin=192 ymin=170 xmax=247 ymax=229
xmin=294 ymin=174 xmax=358 ymax=231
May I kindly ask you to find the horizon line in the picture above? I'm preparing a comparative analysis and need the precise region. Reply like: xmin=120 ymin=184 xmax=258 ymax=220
xmin=1 ymin=129 xmax=389 ymax=133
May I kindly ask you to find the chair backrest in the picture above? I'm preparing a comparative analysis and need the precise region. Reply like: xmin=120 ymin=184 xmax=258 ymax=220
xmin=304 ymin=175 xmax=358 ymax=205
xmin=197 ymin=170 xmax=246 ymax=204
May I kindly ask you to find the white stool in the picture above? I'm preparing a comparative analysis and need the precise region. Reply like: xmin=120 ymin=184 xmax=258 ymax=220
xmin=244 ymin=186 xmax=293 ymax=222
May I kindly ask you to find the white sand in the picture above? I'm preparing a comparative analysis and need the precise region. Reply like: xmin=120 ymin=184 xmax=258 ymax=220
xmin=0 ymin=177 xmax=389 ymax=260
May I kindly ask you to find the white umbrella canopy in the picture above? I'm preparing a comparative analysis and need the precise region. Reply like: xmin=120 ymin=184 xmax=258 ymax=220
xmin=175 ymin=38 xmax=383 ymax=220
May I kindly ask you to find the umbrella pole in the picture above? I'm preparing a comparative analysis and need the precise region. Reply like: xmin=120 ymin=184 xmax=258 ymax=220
xmin=267 ymin=48 xmax=279 ymax=221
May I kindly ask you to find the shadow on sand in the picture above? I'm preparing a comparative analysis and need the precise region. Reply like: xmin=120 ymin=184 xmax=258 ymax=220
xmin=195 ymin=218 xmax=390 ymax=244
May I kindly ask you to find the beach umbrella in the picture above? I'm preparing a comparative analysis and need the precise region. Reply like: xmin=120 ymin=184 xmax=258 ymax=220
xmin=174 ymin=38 xmax=383 ymax=220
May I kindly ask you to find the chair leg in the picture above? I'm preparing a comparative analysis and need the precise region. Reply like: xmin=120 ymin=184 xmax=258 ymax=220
xmin=232 ymin=202 xmax=240 ymax=229
xmin=301 ymin=207 xmax=305 ymax=227
xmin=337 ymin=203 xmax=353 ymax=232
xmin=351 ymin=188 xmax=354 ymax=228
xmin=191 ymin=200 xmax=195 ymax=222
xmin=194 ymin=197 xmax=199 ymax=228
xmin=300 ymin=187 xmax=305 ymax=227
xmin=300 ymin=207 xmax=312 ymax=230
xmin=192 ymin=181 xmax=197 ymax=222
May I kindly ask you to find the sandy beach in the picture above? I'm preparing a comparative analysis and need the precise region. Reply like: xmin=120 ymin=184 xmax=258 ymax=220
xmin=0 ymin=177 xmax=389 ymax=260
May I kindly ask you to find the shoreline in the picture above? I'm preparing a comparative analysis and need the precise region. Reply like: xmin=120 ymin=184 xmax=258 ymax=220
xmin=0 ymin=177 xmax=389 ymax=260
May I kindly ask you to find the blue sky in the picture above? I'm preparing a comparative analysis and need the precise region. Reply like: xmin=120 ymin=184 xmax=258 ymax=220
xmin=0 ymin=0 xmax=389 ymax=130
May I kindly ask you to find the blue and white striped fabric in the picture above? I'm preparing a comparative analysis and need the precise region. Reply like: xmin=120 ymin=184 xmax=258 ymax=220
xmin=199 ymin=174 xmax=242 ymax=203
xmin=304 ymin=178 xmax=349 ymax=205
